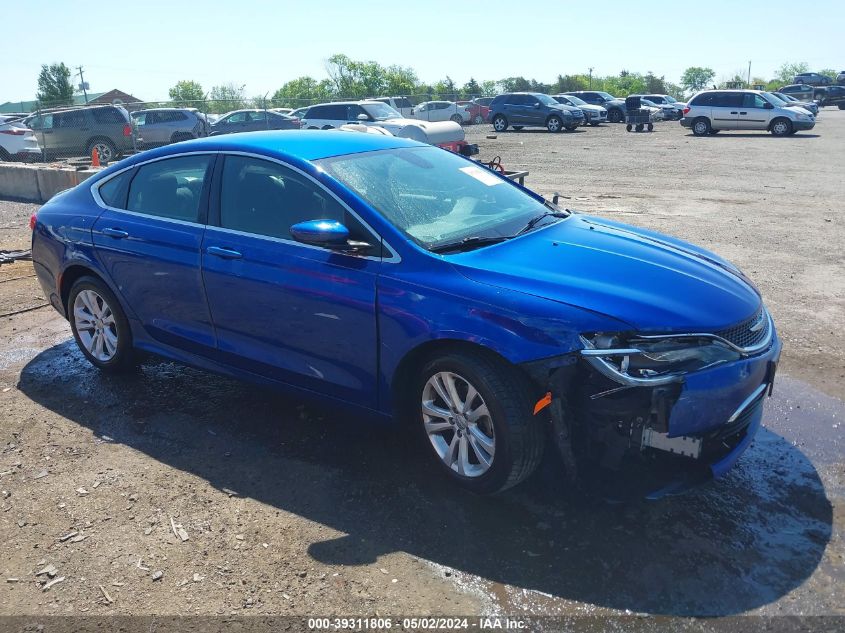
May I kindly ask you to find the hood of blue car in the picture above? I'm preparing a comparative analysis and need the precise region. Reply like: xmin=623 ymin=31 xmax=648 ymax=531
xmin=451 ymin=215 xmax=761 ymax=332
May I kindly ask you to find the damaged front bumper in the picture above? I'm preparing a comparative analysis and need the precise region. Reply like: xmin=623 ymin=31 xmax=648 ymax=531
xmin=523 ymin=325 xmax=782 ymax=498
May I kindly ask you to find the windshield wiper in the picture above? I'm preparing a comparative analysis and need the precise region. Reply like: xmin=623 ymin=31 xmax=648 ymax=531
xmin=514 ymin=210 xmax=569 ymax=237
xmin=430 ymin=235 xmax=511 ymax=254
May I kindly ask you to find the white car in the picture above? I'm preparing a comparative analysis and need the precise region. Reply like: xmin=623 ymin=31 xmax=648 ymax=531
xmin=301 ymin=100 xmax=426 ymax=133
xmin=0 ymin=117 xmax=41 ymax=161
xmin=552 ymin=94 xmax=608 ymax=126
xmin=289 ymin=107 xmax=310 ymax=119
xmin=412 ymin=101 xmax=471 ymax=124
xmin=371 ymin=96 xmax=415 ymax=117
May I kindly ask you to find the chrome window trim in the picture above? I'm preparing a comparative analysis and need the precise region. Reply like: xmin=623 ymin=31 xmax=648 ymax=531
xmin=89 ymin=149 xmax=401 ymax=263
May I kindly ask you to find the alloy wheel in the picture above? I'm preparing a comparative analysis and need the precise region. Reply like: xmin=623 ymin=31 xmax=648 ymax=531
xmin=73 ymin=289 xmax=118 ymax=362
xmin=422 ymin=371 xmax=495 ymax=478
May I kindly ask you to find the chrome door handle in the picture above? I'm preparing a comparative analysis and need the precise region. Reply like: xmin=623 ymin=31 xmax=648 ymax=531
xmin=206 ymin=246 xmax=242 ymax=259
xmin=102 ymin=228 xmax=129 ymax=239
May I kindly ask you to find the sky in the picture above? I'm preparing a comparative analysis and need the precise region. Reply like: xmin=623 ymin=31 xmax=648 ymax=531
xmin=2 ymin=0 xmax=843 ymax=104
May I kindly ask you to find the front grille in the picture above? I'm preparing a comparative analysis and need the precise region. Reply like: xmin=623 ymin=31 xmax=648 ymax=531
xmin=714 ymin=307 xmax=769 ymax=350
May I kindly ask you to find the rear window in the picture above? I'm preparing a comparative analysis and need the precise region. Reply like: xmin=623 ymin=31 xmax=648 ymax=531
xmin=97 ymin=170 xmax=133 ymax=208
xmin=91 ymin=107 xmax=127 ymax=124
xmin=394 ymin=97 xmax=412 ymax=109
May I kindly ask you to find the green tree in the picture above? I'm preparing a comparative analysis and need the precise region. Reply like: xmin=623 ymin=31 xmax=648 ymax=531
xmin=552 ymin=74 xmax=588 ymax=93
xmin=36 ymin=62 xmax=74 ymax=107
xmin=168 ymin=80 xmax=205 ymax=107
xmin=462 ymin=77 xmax=481 ymax=97
xmin=433 ymin=76 xmax=457 ymax=99
xmin=774 ymin=62 xmax=809 ymax=85
xmin=680 ymin=67 xmax=716 ymax=93
xmin=383 ymin=65 xmax=418 ymax=96
xmin=271 ymin=76 xmax=335 ymax=107
xmin=208 ymin=83 xmax=246 ymax=113
xmin=480 ymin=80 xmax=498 ymax=96
xmin=644 ymin=71 xmax=666 ymax=94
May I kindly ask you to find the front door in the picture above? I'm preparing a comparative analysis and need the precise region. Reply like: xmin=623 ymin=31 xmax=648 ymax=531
xmin=739 ymin=93 xmax=772 ymax=130
xmin=91 ymin=153 xmax=217 ymax=356
xmin=201 ymin=154 xmax=381 ymax=408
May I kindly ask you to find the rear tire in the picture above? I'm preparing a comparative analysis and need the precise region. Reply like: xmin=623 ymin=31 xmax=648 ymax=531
xmin=512 ymin=126 xmax=524 ymax=130
xmin=450 ymin=114 xmax=463 ymax=124
xmin=86 ymin=138 xmax=117 ymax=164
xmin=473 ymin=114 xmax=483 ymax=125
xmin=68 ymin=276 xmax=136 ymax=373
xmin=589 ymin=121 xmax=600 ymax=126
xmin=415 ymin=352 xmax=544 ymax=494
xmin=492 ymin=115 xmax=508 ymax=132
xmin=608 ymin=109 xmax=623 ymax=123
xmin=692 ymin=118 xmax=711 ymax=136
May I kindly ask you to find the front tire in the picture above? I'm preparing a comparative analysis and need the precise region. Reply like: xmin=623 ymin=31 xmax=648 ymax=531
xmin=415 ymin=352 xmax=544 ymax=494
xmin=68 ymin=277 xmax=135 ymax=372
xmin=607 ymin=109 xmax=623 ymax=123
xmin=546 ymin=115 xmax=562 ymax=133
xmin=472 ymin=114 xmax=483 ymax=125
xmin=450 ymin=114 xmax=463 ymax=124
xmin=770 ymin=118 xmax=793 ymax=136
xmin=492 ymin=115 xmax=508 ymax=132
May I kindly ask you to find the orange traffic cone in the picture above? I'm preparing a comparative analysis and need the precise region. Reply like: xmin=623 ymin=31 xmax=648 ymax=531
xmin=91 ymin=148 xmax=100 ymax=167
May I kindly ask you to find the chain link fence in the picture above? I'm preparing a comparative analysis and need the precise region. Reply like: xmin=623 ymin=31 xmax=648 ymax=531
xmin=1 ymin=92 xmax=494 ymax=165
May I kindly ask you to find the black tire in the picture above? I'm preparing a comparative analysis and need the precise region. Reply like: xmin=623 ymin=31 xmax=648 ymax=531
xmin=608 ymin=109 xmax=623 ymax=123
xmin=626 ymin=124 xmax=632 ymax=132
xmin=321 ymin=125 xmax=334 ymax=130
xmin=472 ymin=114 xmax=484 ymax=125
xmin=67 ymin=276 xmax=136 ymax=373
xmin=770 ymin=118 xmax=792 ymax=136
xmin=635 ymin=123 xmax=644 ymax=132
xmin=492 ymin=115 xmax=508 ymax=132
xmin=86 ymin=138 xmax=117 ymax=164
xmin=564 ymin=124 xmax=578 ymax=131
xmin=589 ymin=121 xmax=600 ymax=126
xmin=450 ymin=114 xmax=463 ymax=124
xmin=415 ymin=351 xmax=545 ymax=494
xmin=691 ymin=117 xmax=711 ymax=136
xmin=647 ymin=123 xmax=654 ymax=131
xmin=546 ymin=116 xmax=563 ymax=133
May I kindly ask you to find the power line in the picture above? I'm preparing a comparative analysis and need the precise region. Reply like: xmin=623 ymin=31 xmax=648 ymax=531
xmin=76 ymin=66 xmax=89 ymax=103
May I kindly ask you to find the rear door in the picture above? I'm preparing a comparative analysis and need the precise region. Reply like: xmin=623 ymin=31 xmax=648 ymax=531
xmin=710 ymin=92 xmax=741 ymax=129
xmin=54 ymin=110 xmax=87 ymax=156
xmin=200 ymin=153 xmax=381 ymax=407
xmin=91 ymin=153 xmax=218 ymax=356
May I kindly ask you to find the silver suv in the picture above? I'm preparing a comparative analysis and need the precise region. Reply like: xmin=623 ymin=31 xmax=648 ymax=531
xmin=681 ymin=90 xmax=815 ymax=137
xmin=131 ymin=108 xmax=208 ymax=148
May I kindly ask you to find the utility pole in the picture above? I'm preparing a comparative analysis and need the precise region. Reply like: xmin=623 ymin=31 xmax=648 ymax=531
xmin=588 ymin=67 xmax=594 ymax=89
xmin=77 ymin=66 xmax=89 ymax=103
xmin=747 ymin=60 xmax=752 ymax=88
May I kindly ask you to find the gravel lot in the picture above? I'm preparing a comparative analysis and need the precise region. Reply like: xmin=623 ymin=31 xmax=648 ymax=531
xmin=0 ymin=112 xmax=843 ymax=626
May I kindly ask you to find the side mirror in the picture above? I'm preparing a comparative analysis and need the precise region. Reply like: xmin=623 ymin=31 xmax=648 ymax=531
xmin=290 ymin=220 xmax=350 ymax=248
xmin=534 ymin=102 xmax=541 ymax=108
xmin=357 ymin=113 xmax=369 ymax=121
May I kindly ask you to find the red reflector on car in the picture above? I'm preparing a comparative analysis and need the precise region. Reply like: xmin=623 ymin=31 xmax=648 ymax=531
xmin=0 ymin=128 xmax=27 ymax=135
xmin=29 ymin=214 xmax=37 ymax=231
xmin=683 ymin=106 xmax=691 ymax=115
xmin=123 ymin=124 xmax=132 ymax=136
xmin=533 ymin=392 xmax=552 ymax=415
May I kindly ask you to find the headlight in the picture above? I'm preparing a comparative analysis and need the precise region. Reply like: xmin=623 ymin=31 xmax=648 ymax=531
xmin=795 ymin=113 xmax=811 ymax=120
xmin=580 ymin=333 xmax=742 ymax=386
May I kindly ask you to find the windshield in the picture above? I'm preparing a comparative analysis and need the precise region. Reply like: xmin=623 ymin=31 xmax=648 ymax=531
xmin=534 ymin=94 xmax=558 ymax=106
xmin=362 ymin=103 xmax=403 ymax=120
xmin=317 ymin=147 xmax=556 ymax=251
xmin=764 ymin=92 xmax=787 ymax=106
xmin=596 ymin=92 xmax=615 ymax=101
xmin=663 ymin=95 xmax=677 ymax=103
xmin=563 ymin=95 xmax=586 ymax=105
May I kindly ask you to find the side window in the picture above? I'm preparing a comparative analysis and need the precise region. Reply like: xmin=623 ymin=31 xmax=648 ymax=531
xmin=220 ymin=155 xmax=364 ymax=242
xmin=742 ymin=94 xmax=767 ymax=108
xmin=305 ymin=105 xmax=324 ymax=119
xmin=396 ymin=97 xmax=412 ymax=109
xmin=346 ymin=105 xmax=367 ymax=120
xmin=91 ymin=108 xmax=125 ymax=124
xmin=57 ymin=111 xmax=86 ymax=128
xmin=97 ymin=170 xmax=133 ymax=208
xmin=127 ymin=155 xmax=213 ymax=222
xmin=225 ymin=112 xmax=247 ymax=124
xmin=133 ymin=112 xmax=147 ymax=126
xmin=691 ymin=93 xmax=713 ymax=106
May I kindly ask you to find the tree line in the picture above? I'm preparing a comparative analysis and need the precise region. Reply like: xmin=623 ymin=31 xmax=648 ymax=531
xmin=32 ymin=57 xmax=841 ymax=113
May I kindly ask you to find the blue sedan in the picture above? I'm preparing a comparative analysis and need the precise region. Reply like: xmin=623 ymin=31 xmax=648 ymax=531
xmin=30 ymin=131 xmax=780 ymax=496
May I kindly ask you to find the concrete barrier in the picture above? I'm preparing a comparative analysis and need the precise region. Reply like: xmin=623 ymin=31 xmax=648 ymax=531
xmin=0 ymin=163 xmax=101 ymax=203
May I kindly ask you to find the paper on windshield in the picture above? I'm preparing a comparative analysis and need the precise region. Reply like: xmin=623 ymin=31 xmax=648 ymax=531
xmin=459 ymin=165 xmax=504 ymax=187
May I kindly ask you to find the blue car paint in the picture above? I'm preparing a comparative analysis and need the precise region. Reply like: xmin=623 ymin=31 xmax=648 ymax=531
xmin=31 ymin=131 xmax=779 ymax=487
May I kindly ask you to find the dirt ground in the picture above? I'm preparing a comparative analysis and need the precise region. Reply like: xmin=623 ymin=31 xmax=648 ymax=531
xmin=0 ymin=112 xmax=843 ymax=627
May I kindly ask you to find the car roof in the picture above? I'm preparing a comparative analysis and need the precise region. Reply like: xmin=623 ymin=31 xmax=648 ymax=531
xmin=122 ymin=130 xmax=422 ymax=163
